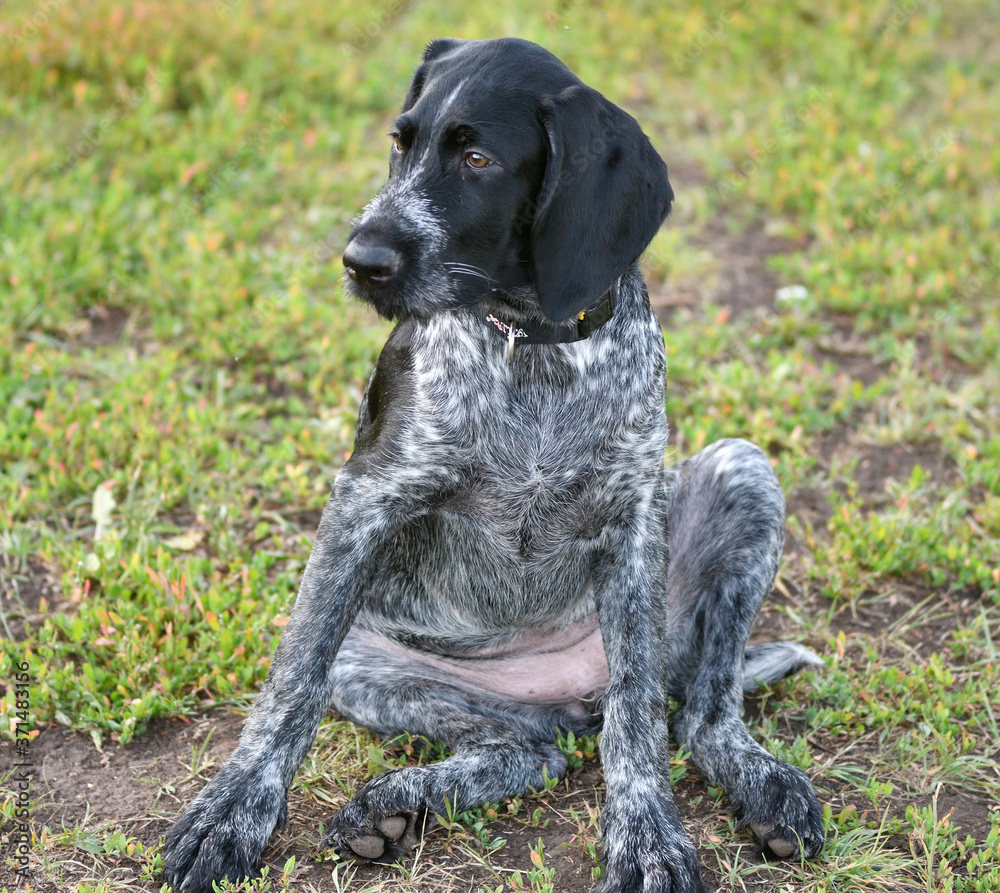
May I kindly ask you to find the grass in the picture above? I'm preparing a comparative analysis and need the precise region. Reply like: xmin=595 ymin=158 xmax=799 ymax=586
xmin=1 ymin=0 xmax=999 ymax=890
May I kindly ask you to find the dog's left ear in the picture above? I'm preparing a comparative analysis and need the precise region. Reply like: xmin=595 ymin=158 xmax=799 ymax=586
xmin=531 ymin=85 xmax=673 ymax=322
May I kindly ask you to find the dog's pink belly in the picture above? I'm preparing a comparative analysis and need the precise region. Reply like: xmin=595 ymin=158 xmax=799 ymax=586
xmin=444 ymin=624 xmax=610 ymax=703
xmin=353 ymin=618 xmax=610 ymax=705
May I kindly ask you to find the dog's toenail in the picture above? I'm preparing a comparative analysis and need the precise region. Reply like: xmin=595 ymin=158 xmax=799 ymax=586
xmin=348 ymin=834 xmax=385 ymax=859
xmin=750 ymin=821 xmax=769 ymax=839
xmin=377 ymin=815 xmax=406 ymax=841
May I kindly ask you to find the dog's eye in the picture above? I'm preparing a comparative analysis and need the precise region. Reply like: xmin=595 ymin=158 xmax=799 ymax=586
xmin=464 ymin=152 xmax=492 ymax=170
xmin=391 ymin=134 xmax=405 ymax=152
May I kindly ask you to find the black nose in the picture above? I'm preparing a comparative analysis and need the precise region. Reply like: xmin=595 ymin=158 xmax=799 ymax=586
xmin=343 ymin=236 xmax=402 ymax=289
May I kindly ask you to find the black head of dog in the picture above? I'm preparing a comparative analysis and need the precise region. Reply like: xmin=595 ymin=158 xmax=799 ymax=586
xmin=342 ymin=37 xmax=673 ymax=323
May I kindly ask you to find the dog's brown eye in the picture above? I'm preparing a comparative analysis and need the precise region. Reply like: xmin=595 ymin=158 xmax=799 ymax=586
xmin=391 ymin=134 xmax=405 ymax=152
xmin=465 ymin=152 xmax=492 ymax=169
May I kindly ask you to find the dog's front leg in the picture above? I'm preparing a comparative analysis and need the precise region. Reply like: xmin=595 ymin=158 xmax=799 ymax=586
xmin=595 ymin=493 xmax=705 ymax=893
xmin=162 ymin=468 xmax=425 ymax=893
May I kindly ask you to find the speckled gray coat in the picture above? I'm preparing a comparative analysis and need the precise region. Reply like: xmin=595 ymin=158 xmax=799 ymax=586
xmin=163 ymin=37 xmax=824 ymax=893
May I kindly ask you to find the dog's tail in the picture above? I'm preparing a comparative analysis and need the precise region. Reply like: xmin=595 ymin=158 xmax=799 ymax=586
xmin=742 ymin=642 xmax=824 ymax=693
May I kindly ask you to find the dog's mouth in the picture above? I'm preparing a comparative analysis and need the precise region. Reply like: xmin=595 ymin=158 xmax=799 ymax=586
xmin=342 ymin=231 xmax=506 ymax=320
xmin=341 ymin=230 xmax=419 ymax=318
xmin=342 ymin=273 xmax=411 ymax=321
xmin=342 ymin=253 xmax=467 ymax=321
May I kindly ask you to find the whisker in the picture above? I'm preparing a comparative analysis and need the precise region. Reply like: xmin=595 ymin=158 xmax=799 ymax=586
xmin=444 ymin=262 xmax=490 ymax=273
xmin=444 ymin=263 xmax=493 ymax=282
xmin=442 ymin=264 xmax=531 ymax=305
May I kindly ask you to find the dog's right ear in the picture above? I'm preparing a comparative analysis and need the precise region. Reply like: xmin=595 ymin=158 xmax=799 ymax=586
xmin=402 ymin=38 xmax=468 ymax=112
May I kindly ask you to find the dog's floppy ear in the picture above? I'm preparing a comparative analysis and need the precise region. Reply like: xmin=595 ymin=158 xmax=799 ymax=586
xmin=531 ymin=84 xmax=673 ymax=322
xmin=402 ymin=38 xmax=468 ymax=112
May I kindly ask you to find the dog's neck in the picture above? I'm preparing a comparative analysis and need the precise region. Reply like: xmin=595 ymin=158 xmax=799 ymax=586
xmin=476 ymin=280 xmax=619 ymax=353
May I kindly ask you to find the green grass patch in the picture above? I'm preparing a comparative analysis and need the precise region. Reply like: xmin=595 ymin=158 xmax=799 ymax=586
xmin=2 ymin=0 xmax=999 ymax=890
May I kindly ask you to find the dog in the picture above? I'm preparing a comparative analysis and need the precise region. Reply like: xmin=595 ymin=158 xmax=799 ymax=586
xmin=163 ymin=37 xmax=825 ymax=893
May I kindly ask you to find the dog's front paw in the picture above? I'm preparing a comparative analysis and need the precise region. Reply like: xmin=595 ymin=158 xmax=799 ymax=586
xmin=735 ymin=756 xmax=824 ymax=860
xmin=162 ymin=765 xmax=286 ymax=893
xmin=324 ymin=768 xmax=428 ymax=863
xmin=596 ymin=795 xmax=705 ymax=893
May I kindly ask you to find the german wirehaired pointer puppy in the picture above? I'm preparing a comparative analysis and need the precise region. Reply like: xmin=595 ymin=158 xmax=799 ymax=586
xmin=164 ymin=37 xmax=825 ymax=892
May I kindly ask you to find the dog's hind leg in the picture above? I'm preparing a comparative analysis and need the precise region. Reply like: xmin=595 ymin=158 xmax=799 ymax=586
xmin=323 ymin=632 xmax=573 ymax=863
xmin=662 ymin=438 xmax=825 ymax=860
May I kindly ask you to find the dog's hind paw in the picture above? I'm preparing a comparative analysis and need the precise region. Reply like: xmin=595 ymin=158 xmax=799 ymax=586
xmin=735 ymin=757 xmax=825 ymax=860
xmin=332 ymin=812 xmax=421 ymax=862
xmin=325 ymin=769 xmax=428 ymax=863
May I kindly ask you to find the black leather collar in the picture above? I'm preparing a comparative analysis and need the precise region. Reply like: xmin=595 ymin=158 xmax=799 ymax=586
xmin=482 ymin=279 xmax=619 ymax=352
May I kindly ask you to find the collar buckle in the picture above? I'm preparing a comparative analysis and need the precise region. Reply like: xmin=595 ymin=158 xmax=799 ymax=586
xmin=575 ymin=278 xmax=619 ymax=340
